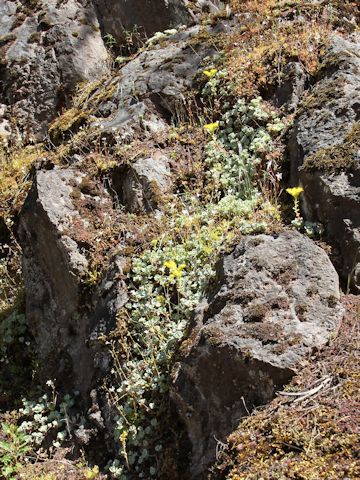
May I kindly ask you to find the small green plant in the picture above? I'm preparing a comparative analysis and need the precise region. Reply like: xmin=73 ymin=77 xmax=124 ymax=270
xmin=0 ymin=308 xmax=29 ymax=363
xmin=0 ymin=423 xmax=30 ymax=479
xmin=85 ymin=465 xmax=100 ymax=479
xmin=204 ymin=97 xmax=285 ymax=199
xmin=145 ymin=28 xmax=178 ymax=46
xmin=103 ymin=33 xmax=117 ymax=50
xmin=18 ymin=386 xmax=78 ymax=450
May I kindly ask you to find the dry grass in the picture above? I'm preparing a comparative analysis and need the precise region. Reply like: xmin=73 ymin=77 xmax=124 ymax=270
xmin=18 ymin=448 xmax=105 ymax=480
xmin=225 ymin=0 xmax=358 ymax=97
xmin=0 ymin=144 xmax=45 ymax=218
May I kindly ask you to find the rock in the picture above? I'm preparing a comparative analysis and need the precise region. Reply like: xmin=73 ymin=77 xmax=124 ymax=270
xmin=0 ymin=1 xmax=17 ymax=37
xmin=93 ymin=26 xmax=215 ymax=142
xmin=1 ymin=0 xmax=109 ymax=140
xmin=171 ymin=231 xmax=343 ymax=477
xmin=0 ymin=104 xmax=11 ymax=145
xmin=18 ymin=168 xmax=127 ymax=399
xmin=92 ymin=0 xmax=194 ymax=45
xmin=288 ymin=34 xmax=360 ymax=290
xmin=300 ymin=169 xmax=360 ymax=292
xmin=274 ymin=61 xmax=307 ymax=111
xmin=112 ymin=153 xmax=173 ymax=213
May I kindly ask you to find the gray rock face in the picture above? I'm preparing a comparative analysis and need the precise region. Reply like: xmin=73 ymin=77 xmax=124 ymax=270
xmin=0 ymin=1 xmax=17 ymax=37
xmin=0 ymin=0 xmax=217 ymax=143
xmin=300 ymin=170 xmax=360 ymax=292
xmin=172 ymin=231 xmax=343 ymax=477
xmin=1 ymin=0 xmax=109 ymax=140
xmin=288 ymin=34 xmax=360 ymax=289
xmin=92 ymin=0 xmax=194 ymax=45
xmin=18 ymin=168 xmax=127 ymax=399
xmin=93 ymin=26 xmax=214 ymax=142
xmin=274 ymin=61 xmax=307 ymax=111
xmin=112 ymin=153 xmax=173 ymax=212
xmin=289 ymin=34 xmax=360 ymax=179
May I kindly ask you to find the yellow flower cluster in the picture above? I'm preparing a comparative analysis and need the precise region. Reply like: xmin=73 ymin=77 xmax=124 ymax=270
xmin=203 ymin=68 xmax=218 ymax=78
xmin=164 ymin=260 xmax=186 ymax=279
xmin=204 ymin=121 xmax=219 ymax=134
xmin=286 ymin=187 xmax=304 ymax=199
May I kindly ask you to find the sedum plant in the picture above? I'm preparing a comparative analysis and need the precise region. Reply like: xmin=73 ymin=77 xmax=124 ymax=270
xmin=18 ymin=385 xmax=79 ymax=451
xmin=204 ymin=97 xmax=285 ymax=198
xmin=107 ymin=93 xmax=284 ymax=478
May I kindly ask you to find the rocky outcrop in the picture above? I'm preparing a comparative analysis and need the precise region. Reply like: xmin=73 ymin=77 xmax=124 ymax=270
xmin=0 ymin=0 xmax=224 ymax=143
xmin=92 ymin=0 xmax=194 ymax=45
xmin=289 ymin=34 xmax=360 ymax=291
xmin=172 ymin=231 xmax=343 ymax=477
xmin=0 ymin=0 xmax=109 ymax=140
xmin=90 ymin=25 xmax=216 ymax=144
xmin=18 ymin=167 xmax=128 ymax=399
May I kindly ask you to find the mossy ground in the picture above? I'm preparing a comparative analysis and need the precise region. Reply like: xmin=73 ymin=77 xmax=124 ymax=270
xmin=17 ymin=450 xmax=106 ymax=480
xmin=210 ymin=295 xmax=360 ymax=480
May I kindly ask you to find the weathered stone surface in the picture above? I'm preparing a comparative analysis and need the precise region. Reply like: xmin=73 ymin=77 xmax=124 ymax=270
xmin=18 ymin=168 xmax=127 ymax=399
xmin=0 ymin=1 xmax=17 ymax=37
xmin=289 ymin=34 xmax=360 ymax=179
xmin=92 ymin=0 xmax=194 ymax=45
xmin=172 ymin=231 xmax=343 ymax=477
xmin=288 ymin=34 xmax=360 ymax=289
xmin=93 ymin=26 xmax=215 ymax=142
xmin=274 ymin=61 xmax=307 ymax=111
xmin=1 ymin=0 xmax=109 ymax=140
xmin=300 ymin=169 xmax=360 ymax=292
xmin=112 ymin=153 xmax=173 ymax=212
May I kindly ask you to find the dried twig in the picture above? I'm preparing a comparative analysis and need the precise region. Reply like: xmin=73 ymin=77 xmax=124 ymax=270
xmin=277 ymin=376 xmax=332 ymax=403
xmin=214 ymin=435 xmax=227 ymax=461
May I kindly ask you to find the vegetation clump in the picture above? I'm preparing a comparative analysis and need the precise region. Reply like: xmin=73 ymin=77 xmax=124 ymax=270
xmin=106 ymin=92 xmax=285 ymax=478
xmin=0 ymin=144 xmax=45 ymax=219
xmin=225 ymin=0 xmax=359 ymax=97
xmin=1 ymin=2 xmax=358 ymax=478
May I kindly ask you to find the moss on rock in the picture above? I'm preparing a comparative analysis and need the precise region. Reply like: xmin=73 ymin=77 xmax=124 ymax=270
xmin=303 ymin=122 xmax=360 ymax=172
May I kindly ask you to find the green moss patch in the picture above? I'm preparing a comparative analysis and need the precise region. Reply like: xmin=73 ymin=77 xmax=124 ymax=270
xmin=303 ymin=122 xmax=360 ymax=172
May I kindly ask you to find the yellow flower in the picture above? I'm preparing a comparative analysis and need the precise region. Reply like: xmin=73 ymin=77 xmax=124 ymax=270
xmin=204 ymin=121 xmax=219 ymax=134
xmin=286 ymin=187 xmax=304 ymax=199
xmin=203 ymin=68 xmax=218 ymax=78
xmin=164 ymin=260 xmax=177 ymax=270
xmin=85 ymin=465 xmax=99 ymax=479
xmin=164 ymin=260 xmax=186 ymax=279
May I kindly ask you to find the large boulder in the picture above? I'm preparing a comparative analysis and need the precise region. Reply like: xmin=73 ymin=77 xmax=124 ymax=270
xmin=171 ymin=231 xmax=343 ymax=477
xmin=18 ymin=168 xmax=128 ymax=400
xmin=1 ymin=0 xmax=109 ymax=140
xmin=288 ymin=34 xmax=360 ymax=290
